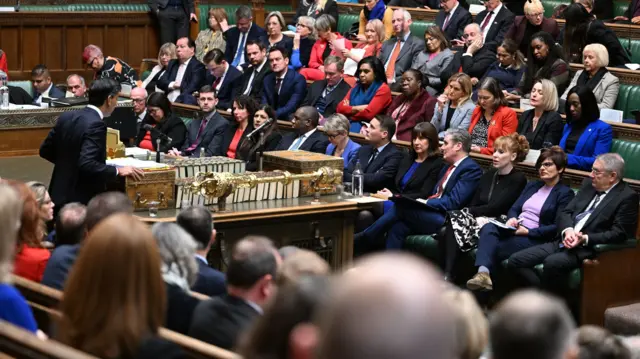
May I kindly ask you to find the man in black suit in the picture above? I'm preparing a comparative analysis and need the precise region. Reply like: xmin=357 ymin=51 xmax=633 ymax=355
xmin=261 ymin=46 xmax=307 ymax=120
xmin=31 ymin=65 xmax=65 ymax=105
xmin=276 ymin=106 xmax=330 ymax=153
xmin=39 ymin=79 xmax=143 ymax=211
xmin=508 ymin=153 xmax=640 ymax=294
xmin=345 ymin=114 xmax=403 ymax=193
xmin=188 ymin=236 xmax=280 ymax=350
xmin=157 ymin=37 xmax=206 ymax=105
xmin=148 ymin=0 xmax=196 ymax=45
xmin=436 ymin=0 xmax=473 ymax=42
xmin=301 ymin=56 xmax=351 ymax=119
xmin=130 ymin=87 xmax=148 ymax=134
xmin=474 ymin=0 xmax=514 ymax=44
xmin=224 ymin=6 xmax=268 ymax=69
xmin=441 ymin=23 xmax=497 ymax=84
xmin=169 ymin=85 xmax=229 ymax=157
xmin=177 ymin=206 xmax=226 ymax=297
xmin=238 ymin=40 xmax=271 ymax=102
xmin=202 ymin=49 xmax=242 ymax=111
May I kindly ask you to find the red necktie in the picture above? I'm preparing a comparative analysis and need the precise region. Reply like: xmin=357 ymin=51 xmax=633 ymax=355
xmin=213 ymin=77 xmax=222 ymax=90
xmin=480 ymin=11 xmax=494 ymax=32
xmin=429 ymin=165 xmax=455 ymax=199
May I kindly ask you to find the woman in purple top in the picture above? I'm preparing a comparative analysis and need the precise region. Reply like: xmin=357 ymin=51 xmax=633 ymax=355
xmin=466 ymin=146 xmax=575 ymax=292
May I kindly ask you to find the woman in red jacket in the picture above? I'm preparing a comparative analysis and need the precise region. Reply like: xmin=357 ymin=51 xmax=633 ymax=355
xmin=336 ymin=56 xmax=392 ymax=133
xmin=468 ymin=77 xmax=518 ymax=155
xmin=386 ymin=69 xmax=436 ymax=142
xmin=299 ymin=14 xmax=351 ymax=81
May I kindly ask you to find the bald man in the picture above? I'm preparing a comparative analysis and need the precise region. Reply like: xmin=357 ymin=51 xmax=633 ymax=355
xmin=66 ymin=74 xmax=87 ymax=98
xmin=130 ymin=87 xmax=148 ymax=133
xmin=275 ymin=106 xmax=329 ymax=153
xmin=441 ymin=23 xmax=497 ymax=86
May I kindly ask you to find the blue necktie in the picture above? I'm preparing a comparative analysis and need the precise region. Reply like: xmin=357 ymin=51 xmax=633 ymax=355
xmin=289 ymin=135 xmax=305 ymax=150
xmin=232 ymin=32 xmax=247 ymax=67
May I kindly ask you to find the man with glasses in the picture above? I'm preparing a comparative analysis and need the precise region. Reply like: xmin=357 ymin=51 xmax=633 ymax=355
xmin=441 ymin=23 xmax=497 ymax=83
xmin=301 ymin=56 xmax=351 ymax=119
xmin=505 ymin=0 xmax=559 ymax=55
xmin=275 ymin=106 xmax=329 ymax=153
xmin=130 ymin=87 xmax=148 ymax=134
xmin=436 ymin=0 xmax=472 ymax=42
xmin=508 ymin=153 xmax=639 ymax=296
xmin=473 ymin=0 xmax=514 ymax=43
xmin=66 ymin=74 xmax=88 ymax=98
xmin=82 ymin=44 xmax=139 ymax=89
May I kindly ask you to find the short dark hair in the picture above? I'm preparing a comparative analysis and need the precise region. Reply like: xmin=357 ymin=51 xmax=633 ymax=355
xmin=176 ymin=206 xmax=212 ymax=250
xmin=299 ymin=106 xmax=320 ymax=127
xmin=226 ymin=236 xmax=278 ymax=289
xmin=146 ymin=92 xmax=172 ymax=117
xmin=31 ymin=64 xmax=50 ymax=78
xmin=55 ymin=203 xmax=87 ymax=247
xmin=374 ymin=114 xmax=396 ymax=141
xmin=85 ymin=192 xmax=133 ymax=232
xmin=178 ymin=37 xmax=196 ymax=50
xmin=411 ymin=122 xmax=439 ymax=158
xmin=203 ymin=48 xmax=225 ymax=65
xmin=268 ymin=45 xmax=290 ymax=60
xmin=246 ymin=39 xmax=266 ymax=51
xmin=477 ymin=76 xmax=508 ymax=109
xmin=234 ymin=95 xmax=259 ymax=119
xmin=535 ymin=145 xmax=568 ymax=174
xmin=564 ymin=86 xmax=600 ymax=124
xmin=199 ymin=85 xmax=217 ymax=97
xmin=88 ymin=78 xmax=121 ymax=107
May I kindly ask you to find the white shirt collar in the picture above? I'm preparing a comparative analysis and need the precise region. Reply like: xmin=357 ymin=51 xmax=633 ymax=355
xmin=86 ymin=105 xmax=104 ymax=120
xmin=601 ymin=181 xmax=620 ymax=195
xmin=278 ymin=69 xmax=288 ymax=80
xmin=490 ymin=3 xmax=502 ymax=15
xmin=301 ymin=127 xmax=317 ymax=138
xmin=195 ymin=254 xmax=208 ymax=265
xmin=243 ymin=298 xmax=263 ymax=314
xmin=375 ymin=142 xmax=390 ymax=153
xmin=181 ymin=56 xmax=192 ymax=67
xmin=452 ymin=155 xmax=468 ymax=167
xmin=256 ymin=58 xmax=267 ymax=72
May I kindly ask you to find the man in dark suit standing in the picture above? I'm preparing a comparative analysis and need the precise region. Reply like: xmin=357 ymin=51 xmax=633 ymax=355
xmin=169 ymin=85 xmax=229 ymax=157
xmin=148 ymin=0 xmax=197 ymax=45
xmin=39 ymin=79 xmax=143 ymax=211
xmin=224 ymin=6 xmax=268 ymax=69
xmin=238 ymin=40 xmax=271 ymax=102
xmin=177 ymin=206 xmax=225 ymax=297
xmin=188 ymin=236 xmax=280 ymax=350
xmin=436 ymin=0 xmax=473 ymax=42
xmin=157 ymin=37 xmax=206 ymax=105
xmin=508 ymin=153 xmax=639 ymax=294
xmin=379 ymin=9 xmax=425 ymax=91
xmin=31 ymin=65 xmax=65 ymax=105
xmin=302 ymin=56 xmax=352 ymax=119
xmin=474 ymin=0 xmax=514 ymax=44
xmin=202 ymin=49 xmax=242 ymax=111
xmin=276 ymin=106 xmax=330 ymax=154
xmin=441 ymin=23 xmax=497 ymax=84
xmin=262 ymin=46 xmax=307 ymax=120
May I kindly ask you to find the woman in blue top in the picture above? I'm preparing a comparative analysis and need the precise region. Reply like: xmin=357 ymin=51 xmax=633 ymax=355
xmin=324 ymin=113 xmax=360 ymax=169
xmin=290 ymin=16 xmax=317 ymax=70
xmin=0 ymin=183 xmax=38 ymax=334
xmin=559 ymin=86 xmax=613 ymax=171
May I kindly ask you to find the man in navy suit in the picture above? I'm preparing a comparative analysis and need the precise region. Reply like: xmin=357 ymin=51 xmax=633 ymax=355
xmin=436 ymin=0 xmax=473 ymax=42
xmin=276 ymin=106 xmax=329 ymax=153
xmin=344 ymin=114 xmax=403 ymax=193
xmin=39 ymin=79 xmax=143 ymax=211
xmin=203 ymin=49 xmax=242 ymax=111
xmin=224 ymin=6 xmax=268 ymax=69
xmin=262 ymin=46 xmax=307 ymax=120
xmin=31 ymin=65 xmax=65 ymax=105
xmin=157 ymin=37 xmax=206 ymax=105
xmin=177 ymin=206 xmax=226 ymax=297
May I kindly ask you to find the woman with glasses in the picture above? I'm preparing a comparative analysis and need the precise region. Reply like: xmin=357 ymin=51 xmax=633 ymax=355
xmin=291 ymin=16 xmax=317 ymax=70
xmin=505 ymin=0 xmax=559 ymax=56
xmin=195 ymin=8 xmax=229 ymax=62
xmin=300 ymin=15 xmax=351 ymax=81
xmin=412 ymin=26 xmax=454 ymax=95
xmin=324 ymin=113 xmax=361 ymax=169
xmin=293 ymin=0 xmax=338 ymax=24
xmin=357 ymin=0 xmax=393 ymax=42
xmin=136 ymin=92 xmax=186 ymax=153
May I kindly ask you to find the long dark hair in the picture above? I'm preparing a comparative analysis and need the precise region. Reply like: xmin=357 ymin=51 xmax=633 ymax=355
xmin=356 ymin=56 xmax=387 ymax=85
xmin=562 ymin=3 xmax=593 ymax=63
xmin=522 ymin=31 xmax=565 ymax=95
xmin=233 ymin=95 xmax=258 ymax=127
xmin=238 ymin=104 xmax=279 ymax=159
xmin=146 ymin=92 xmax=172 ymax=120
xmin=411 ymin=122 xmax=440 ymax=158
xmin=564 ymin=86 xmax=600 ymax=125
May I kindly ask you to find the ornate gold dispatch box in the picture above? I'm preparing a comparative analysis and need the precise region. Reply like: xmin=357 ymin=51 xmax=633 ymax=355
xmin=125 ymin=169 xmax=176 ymax=211
xmin=262 ymin=150 xmax=343 ymax=195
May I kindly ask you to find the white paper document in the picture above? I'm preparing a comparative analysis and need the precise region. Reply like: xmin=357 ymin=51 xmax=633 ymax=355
xmin=344 ymin=49 xmax=366 ymax=76
xmin=600 ymin=109 xmax=623 ymax=123
xmin=106 ymin=158 xmax=169 ymax=169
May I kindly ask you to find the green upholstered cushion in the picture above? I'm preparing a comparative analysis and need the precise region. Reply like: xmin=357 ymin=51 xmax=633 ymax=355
xmin=8 ymin=80 xmax=33 ymax=95
xmin=141 ymin=70 xmax=151 ymax=82
xmin=616 ymin=38 xmax=639 ymax=63
xmin=410 ymin=21 xmax=435 ymax=38
xmin=22 ymin=4 xmax=147 ymax=11
xmin=593 ymin=239 xmax=637 ymax=253
xmin=542 ymin=0 xmax=567 ymax=18
xmin=338 ymin=14 xmax=360 ymax=35
xmin=403 ymin=234 xmax=438 ymax=260
xmin=614 ymin=1 xmax=630 ymax=17
xmin=180 ymin=117 xmax=193 ymax=127
xmin=611 ymin=140 xmax=640 ymax=180
xmin=614 ymin=84 xmax=640 ymax=121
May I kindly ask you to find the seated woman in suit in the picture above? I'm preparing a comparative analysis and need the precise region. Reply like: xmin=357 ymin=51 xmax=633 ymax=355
xmin=474 ymin=39 xmax=525 ymax=94
xmin=290 ymin=16 xmax=317 ymax=70
xmin=466 ymin=146 xmax=574 ymax=291
xmin=336 ymin=56 xmax=392 ymax=133
xmin=411 ymin=26 xmax=454 ymax=95
xmin=561 ymin=44 xmax=620 ymax=110
xmin=517 ymin=79 xmax=564 ymax=150
xmin=357 ymin=0 xmax=393 ymax=41
xmin=560 ymin=86 xmax=613 ymax=171
xmin=266 ymin=12 xmax=293 ymax=54
xmin=136 ymin=92 xmax=187 ymax=153
xmin=324 ymin=113 xmax=361 ymax=169
xmin=195 ymin=8 xmax=229 ymax=62
xmin=300 ymin=14 xmax=351 ymax=81
xmin=386 ymin=69 xmax=436 ymax=142
xmin=222 ymin=95 xmax=257 ymax=159
xmin=439 ymin=133 xmax=528 ymax=281
xmin=432 ymin=73 xmax=475 ymax=140
xmin=57 ymin=215 xmax=183 ymax=358
xmin=240 ymin=105 xmax=283 ymax=171
xmin=142 ymin=42 xmax=176 ymax=94
xmin=469 ymin=77 xmax=518 ymax=155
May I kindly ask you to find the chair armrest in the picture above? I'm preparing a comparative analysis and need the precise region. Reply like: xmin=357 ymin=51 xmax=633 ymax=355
xmin=593 ymin=239 xmax=637 ymax=254
xmin=140 ymin=58 xmax=159 ymax=75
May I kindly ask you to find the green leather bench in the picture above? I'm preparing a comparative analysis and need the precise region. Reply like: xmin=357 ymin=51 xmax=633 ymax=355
xmin=541 ymin=0 xmax=629 ymax=18
xmin=337 ymin=14 xmax=359 ymax=35
xmin=410 ymin=21 xmax=435 ymax=37
xmin=611 ymin=139 xmax=640 ymax=180
xmin=8 ymin=81 xmax=32 ymax=95
xmin=614 ymin=83 xmax=640 ymax=121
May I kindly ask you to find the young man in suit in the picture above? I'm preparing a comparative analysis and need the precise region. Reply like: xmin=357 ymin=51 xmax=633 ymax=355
xmin=202 ymin=49 xmax=242 ymax=111
xmin=276 ymin=106 xmax=330 ymax=153
xmin=39 ymin=79 xmax=143 ymax=211
xmin=474 ymin=0 xmax=515 ymax=44
xmin=189 ymin=236 xmax=281 ymax=350
xmin=507 ymin=153 xmax=640 ymax=295
xmin=378 ymin=9 xmax=425 ymax=91
xmin=157 ymin=37 xmax=206 ymax=105
xmin=177 ymin=206 xmax=225 ymax=297
xmin=239 ymin=40 xmax=271 ymax=102
xmin=31 ymin=65 xmax=65 ymax=105
xmin=262 ymin=46 xmax=307 ymax=121
xmin=436 ymin=0 xmax=473 ymax=42
xmin=224 ymin=6 xmax=268 ymax=69
xmin=169 ymin=85 xmax=229 ymax=157
xmin=301 ymin=56 xmax=352 ymax=119
xmin=148 ymin=0 xmax=196 ymax=45
xmin=441 ymin=23 xmax=497 ymax=83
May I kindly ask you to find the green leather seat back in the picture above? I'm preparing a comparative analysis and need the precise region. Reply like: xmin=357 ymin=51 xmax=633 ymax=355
xmin=616 ymin=38 xmax=639 ymax=63
xmin=410 ymin=21 xmax=435 ymax=38
xmin=8 ymin=80 xmax=33 ymax=95
xmin=338 ymin=14 xmax=360 ymax=34
xmin=611 ymin=139 xmax=640 ymax=180
xmin=614 ymin=1 xmax=629 ymax=17
xmin=614 ymin=83 xmax=640 ymax=121
xmin=542 ymin=0 xmax=567 ymax=18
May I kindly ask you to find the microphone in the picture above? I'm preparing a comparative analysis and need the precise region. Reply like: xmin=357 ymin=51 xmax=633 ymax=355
xmin=14 ymin=0 xmax=20 ymax=12
xmin=246 ymin=117 xmax=275 ymax=139
xmin=143 ymin=124 xmax=172 ymax=143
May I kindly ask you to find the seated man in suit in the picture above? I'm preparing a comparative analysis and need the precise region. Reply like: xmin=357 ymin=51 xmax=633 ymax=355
xmin=176 ymin=206 xmax=225 ymax=297
xmin=169 ymin=85 xmax=229 ymax=158
xmin=157 ymin=37 xmax=206 ymax=105
xmin=437 ymin=0 xmax=473 ymax=42
xmin=507 ymin=153 xmax=640 ymax=295
xmin=203 ymin=49 xmax=242 ymax=111
xmin=262 ymin=46 xmax=307 ymax=120
xmin=224 ymin=5 xmax=268 ymax=69
xmin=379 ymin=9 xmax=425 ymax=91
xmin=277 ymin=106 xmax=330 ymax=153
xmin=441 ymin=23 xmax=497 ymax=83
xmin=474 ymin=0 xmax=514 ymax=44
xmin=83 ymin=44 xmax=139 ymax=88
xmin=65 ymin=74 xmax=87 ymax=98
xmin=189 ymin=236 xmax=281 ymax=350
xmin=239 ymin=40 xmax=270 ymax=102
xmin=130 ymin=87 xmax=148 ymax=134
xmin=302 ymin=56 xmax=352 ymax=119
xmin=344 ymin=114 xmax=403 ymax=193
xmin=31 ymin=65 xmax=65 ymax=105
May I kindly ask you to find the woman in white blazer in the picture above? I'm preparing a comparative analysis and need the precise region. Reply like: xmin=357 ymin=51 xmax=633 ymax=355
xmin=142 ymin=43 xmax=177 ymax=94
xmin=432 ymin=73 xmax=476 ymax=139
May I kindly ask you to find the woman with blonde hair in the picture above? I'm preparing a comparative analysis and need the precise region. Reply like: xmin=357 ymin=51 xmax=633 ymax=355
xmin=266 ymin=11 xmax=293 ymax=54
xmin=57 ymin=214 xmax=183 ymax=358
xmin=432 ymin=73 xmax=475 ymax=139
xmin=343 ymin=19 xmax=384 ymax=63
xmin=505 ymin=0 xmax=559 ymax=55
xmin=26 ymin=181 xmax=55 ymax=238
xmin=518 ymin=79 xmax=564 ymax=149
xmin=443 ymin=289 xmax=488 ymax=359
xmin=195 ymin=8 xmax=229 ymax=62
xmin=142 ymin=42 xmax=177 ymax=93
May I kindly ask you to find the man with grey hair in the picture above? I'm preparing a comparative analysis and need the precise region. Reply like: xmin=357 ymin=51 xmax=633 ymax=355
xmin=490 ymin=290 xmax=578 ymax=359
xmin=378 ymin=9 xmax=424 ymax=90
xmin=442 ymin=23 xmax=497 ymax=84
xmin=65 ymin=74 xmax=87 ymax=98
xmin=53 ymin=202 xmax=87 ymax=247
xmin=224 ymin=5 xmax=267 ymax=69
xmin=301 ymin=56 xmax=351 ymax=118
xmin=508 ymin=153 xmax=639 ymax=295
xmin=130 ymin=87 xmax=148 ymax=133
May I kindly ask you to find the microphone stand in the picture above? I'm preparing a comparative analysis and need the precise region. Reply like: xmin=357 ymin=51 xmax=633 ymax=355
xmin=257 ymin=131 xmax=265 ymax=172
xmin=155 ymin=138 xmax=161 ymax=163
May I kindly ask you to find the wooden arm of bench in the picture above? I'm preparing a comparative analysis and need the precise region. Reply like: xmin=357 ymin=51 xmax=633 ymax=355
xmin=158 ymin=328 xmax=241 ymax=359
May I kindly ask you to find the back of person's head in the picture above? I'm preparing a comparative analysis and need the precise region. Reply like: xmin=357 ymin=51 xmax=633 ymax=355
xmin=564 ymin=2 xmax=593 ymax=25
xmin=176 ymin=206 xmax=213 ymax=251
xmin=565 ymin=86 xmax=600 ymax=124
xmin=227 ymin=236 xmax=279 ymax=290
xmin=88 ymin=78 xmax=120 ymax=107
xmin=58 ymin=214 xmax=166 ymax=358
xmin=55 ymin=203 xmax=87 ymax=247
xmin=85 ymin=192 xmax=133 ymax=232
xmin=278 ymin=246 xmax=299 ymax=260
xmin=494 ymin=133 xmax=530 ymax=163
xmin=151 ymin=222 xmax=198 ymax=288
xmin=443 ymin=289 xmax=488 ymax=359
xmin=0 ymin=184 xmax=22 ymax=283
xmin=2 ymin=180 xmax=42 ymax=248
xmin=490 ymin=290 xmax=577 ymax=359
xmin=577 ymin=325 xmax=631 ymax=359
xmin=276 ymin=249 xmax=330 ymax=287
xmin=236 ymin=5 xmax=252 ymax=20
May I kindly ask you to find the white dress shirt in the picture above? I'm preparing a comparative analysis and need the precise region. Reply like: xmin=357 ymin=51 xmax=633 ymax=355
xmin=86 ymin=104 xmax=104 ymax=119
xmin=574 ymin=182 xmax=618 ymax=234
xmin=243 ymin=59 xmax=267 ymax=95
xmin=440 ymin=155 xmax=468 ymax=193
xmin=481 ymin=3 xmax=502 ymax=42
xmin=35 ymin=83 xmax=54 ymax=104
xmin=137 ymin=109 xmax=147 ymax=123
xmin=168 ymin=57 xmax=192 ymax=102
xmin=384 ymin=31 xmax=411 ymax=80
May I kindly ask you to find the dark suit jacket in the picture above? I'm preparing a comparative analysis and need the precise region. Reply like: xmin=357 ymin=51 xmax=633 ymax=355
xmin=293 ymin=0 xmax=338 ymax=23
xmin=40 ymin=107 xmax=118 ymax=208
xmin=165 ymin=282 xmax=199 ymax=335
xmin=436 ymin=6 xmax=473 ymax=41
xmin=180 ymin=111 xmax=230 ymax=157
xmin=33 ymin=84 xmax=65 ymax=105
xmin=393 ymin=155 xmax=444 ymax=199
xmin=344 ymin=143 xmax=404 ymax=193
xmin=191 ymin=258 xmax=226 ymax=297
xmin=188 ymin=294 xmax=261 ymax=350
xmin=41 ymin=244 xmax=80 ymax=291
xmin=136 ymin=336 xmax=184 ymax=359
xmin=425 ymin=156 xmax=483 ymax=212
xmin=262 ymin=70 xmax=307 ymax=120
xmin=207 ymin=65 xmax=243 ymax=110
xmin=239 ymin=61 xmax=271 ymax=102
xmin=441 ymin=42 xmax=497 ymax=84
xmin=157 ymin=57 xmax=206 ymax=105
xmin=219 ymin=122 xmax=254 ymax=158
xmin=624 ymin=0 xmax=640 ymax=18
xmin=276 ymin=129 xmax=330 ymax=154
xmin=379 ymin=34 xmax=425 ymax=84
xmin=474 ymin=5 xmax=515 ymax=44
xmin=135 ymin=114 xmax=187 ymax=153
xmin=505 ymin=16 xmax=559 ymax=54
xmin=244 ymin=131 xmax=283 ymax=171
xmin=301 ymin=79 xmax=352 ymax=117
xmin=517 ymin=109 xmax=564 ymax=150
xmin=148 ymin=0 xmax=194 ymax=14
xmin=507 ymin=180 xmax=575 ymax=240
xmin=223 ymin=24 xmax=268 ymax=65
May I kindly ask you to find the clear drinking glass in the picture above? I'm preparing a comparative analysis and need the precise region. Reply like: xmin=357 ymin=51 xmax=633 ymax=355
xmin=147 ymin=201 xmax=160 ymax=217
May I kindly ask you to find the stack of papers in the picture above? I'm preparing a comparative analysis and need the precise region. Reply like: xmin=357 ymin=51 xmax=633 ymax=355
xmin=125 ymin=147 xmax=151 ymax=160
